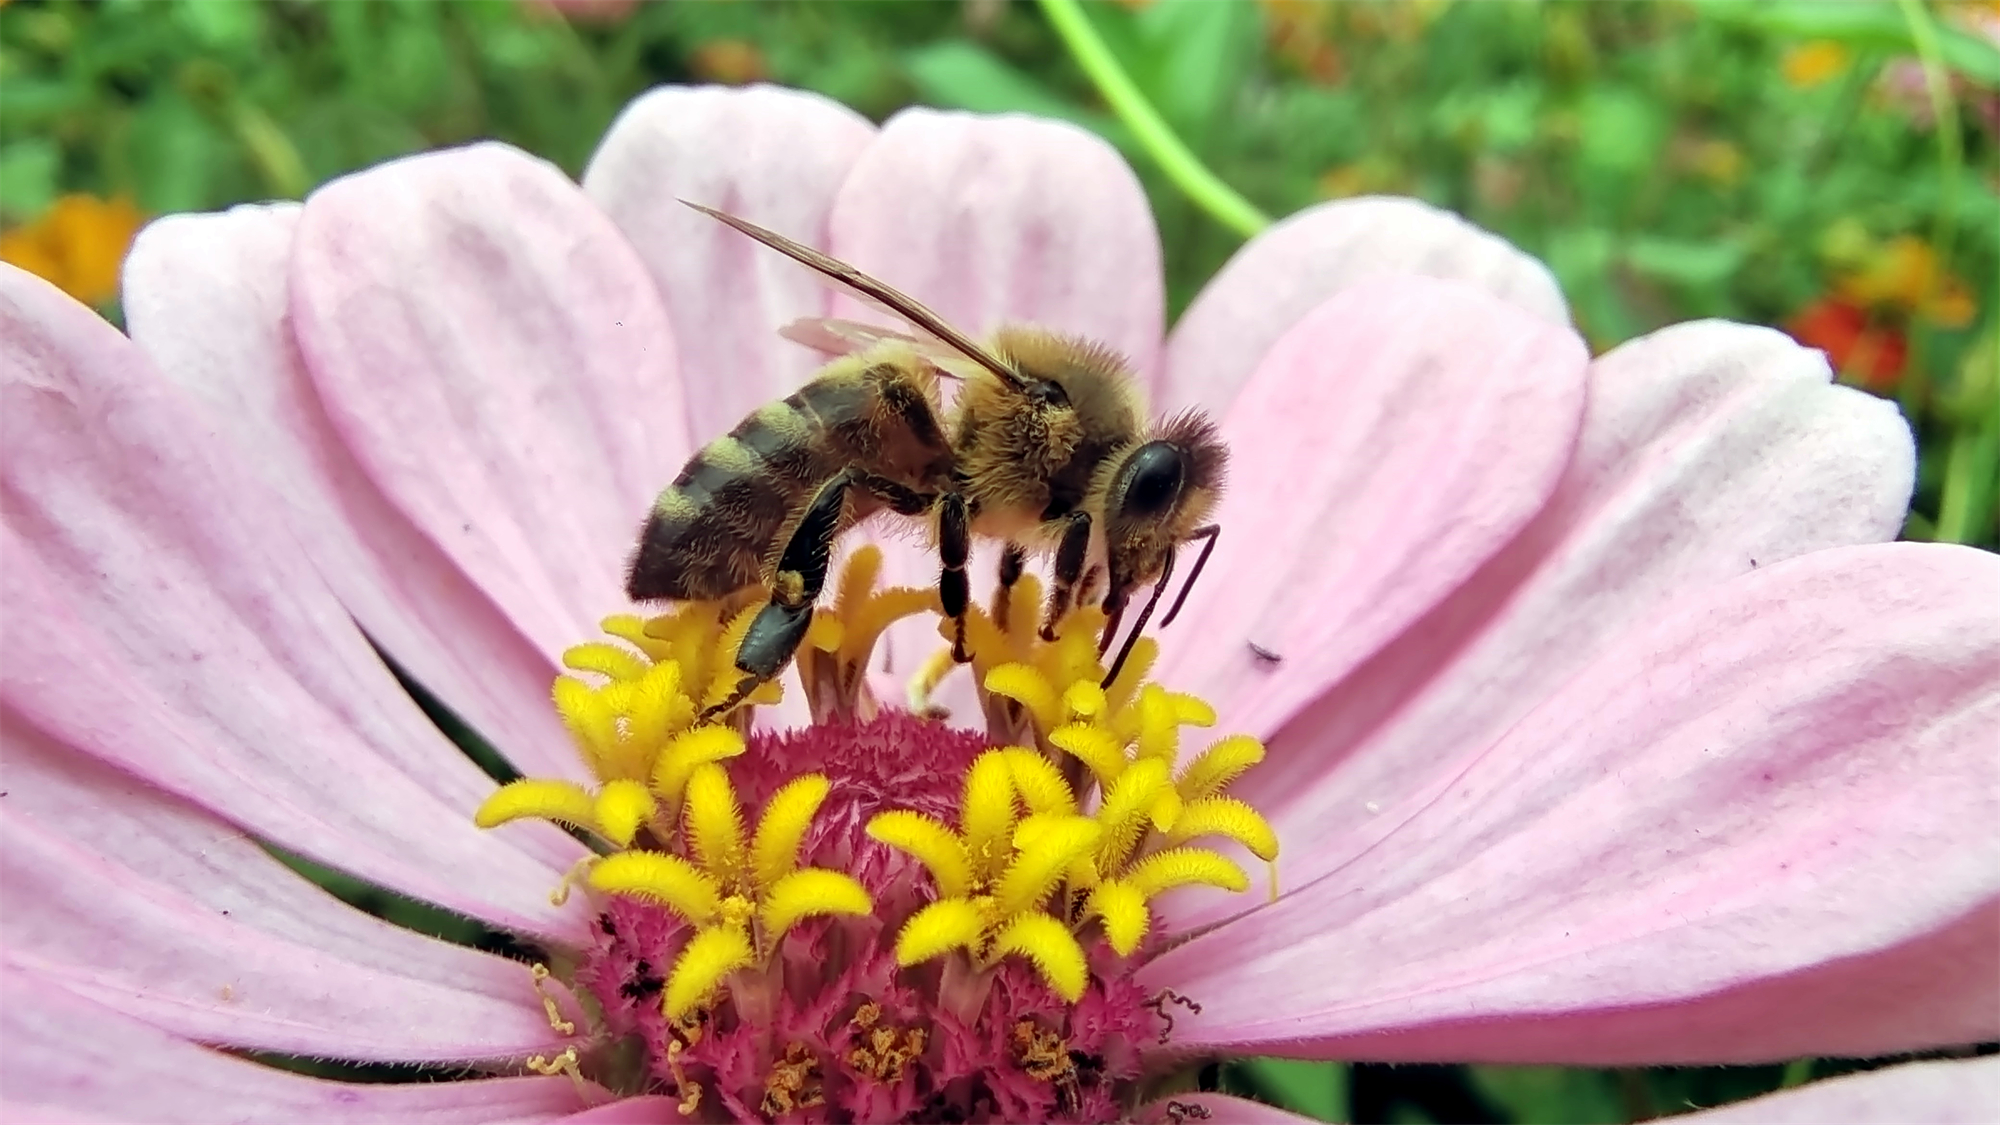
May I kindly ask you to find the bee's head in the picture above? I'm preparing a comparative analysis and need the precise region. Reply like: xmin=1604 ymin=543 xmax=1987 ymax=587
xmin=1096 ymin=411 xmax=1227 ymax=605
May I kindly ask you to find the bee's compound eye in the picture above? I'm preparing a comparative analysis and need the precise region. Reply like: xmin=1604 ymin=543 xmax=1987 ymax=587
xmin=1117 ymin=442 xmax=1185 ymax=517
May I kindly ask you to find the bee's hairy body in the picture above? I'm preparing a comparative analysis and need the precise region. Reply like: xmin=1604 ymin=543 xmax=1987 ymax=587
xmin=627 ymin=346 xmax=954 ymax=603
xmin=628 ymin=202 xmax=1227 ymax=718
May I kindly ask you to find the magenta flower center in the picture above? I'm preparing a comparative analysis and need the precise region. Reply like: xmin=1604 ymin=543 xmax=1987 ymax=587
xmin=473 ymin=549 xmax=1279 ymax=1123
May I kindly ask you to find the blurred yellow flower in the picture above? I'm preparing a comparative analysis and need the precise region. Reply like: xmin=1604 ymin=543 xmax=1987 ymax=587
xmin=0 ymin=194 xmax=146 ymax=308
xmin=1836 ymin=235 xmax=1977 ymax=329
xmin=1783 ymin=40 xmax=1849 ymax=88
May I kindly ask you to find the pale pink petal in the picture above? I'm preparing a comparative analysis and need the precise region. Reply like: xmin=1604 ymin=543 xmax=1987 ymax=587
xmin=1135 ymin=1093 xmax=1322 ymax=1124
xmin=551 ymin=1096 xmax=693 ymax=1123
xmin=829 ymin=108 xmax=1166 ymax=685
xmin=1147 ymin=543 xmax=2000 ymax=1064
xmin=291 ymin=143 xmax=687 ymax=661
xmin=1682 ymin=1058 xmax=2000 ymax=1124
xmin=1 ymin=713 xmax=573 ymax=1061
xmin=1202 ymin=322 xmax=1917 ymax=911
xmin=1 ymin=266 xmax=583 ymax=939
xmin=583 ymin=84 xmax=876 ymax=439
xmin=828 ymin=107 xmax=1164 ymax=374
xmin=1149 ymin=276 xmax=1588 ymax=749
xmin=122 ymin=206 xmax=580 ymax=781
xmin=1161 ymin=196 xmax=1569 ymax=415
xmin=0 ymin=969 xmax=588 ymax=1123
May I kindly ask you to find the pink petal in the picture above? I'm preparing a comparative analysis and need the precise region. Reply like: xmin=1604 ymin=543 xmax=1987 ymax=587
xmin=1 ymin=266 xmax=583 ymax=939
xmin=828 ymin=107 xmax=1164 ymax=375
xmin=1150 ymin=276 xmax=1588 ymax=749
xmin=828 ymin=108 xmax=1167 ymax=686
xmin=122 ymin=205 xmax=581 ymax=781
xmin=1161 ymin=196 xmax=1569 ymax=415
xmin=0 ymin=969 xmax=588 ymax=1123
xmin=1147 ymin=542 xmax=2000 ymax=1064
xmin=1208 ymin=322 xmax=1917 ymax=910
xmin=1135 ymin=1093 xmax=1322 ymax=1124
xmin=1 ymin=712 xmax=574 ymax=1062
xmin=551 ymin=1096 xmax=693 ymax=1123
xmin=582 ymin=84 xmax=877 ymax=440
xmin=1683 ymin=1058 xmax=2000 ymax=1123
xmin=291 ymin=143 xmax=687 ymax=661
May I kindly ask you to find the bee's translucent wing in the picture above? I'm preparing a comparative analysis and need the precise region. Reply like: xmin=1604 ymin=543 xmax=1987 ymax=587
xmin=778 ymin=317 xmax=973 ymax=380
xmin=685 ymin=200 xmax=1025 ymax=390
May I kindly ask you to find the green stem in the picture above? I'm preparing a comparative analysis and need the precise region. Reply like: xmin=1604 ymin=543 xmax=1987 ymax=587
xmin=1038 ymin=0 xmax=1271 ymax=238
xmin=1892 ymin=0 xmax=1963 ymax=423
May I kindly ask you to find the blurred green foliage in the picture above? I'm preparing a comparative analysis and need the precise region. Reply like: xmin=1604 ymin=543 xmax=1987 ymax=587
xmin=2 ymin=1 xmax=1996 ymax=1120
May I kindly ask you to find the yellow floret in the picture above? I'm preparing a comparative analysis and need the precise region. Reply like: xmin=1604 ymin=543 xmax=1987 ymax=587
xmin=1166 ymin=795 xmax=1279 ymax=862
xmin=593 ymin=779 xmax=658 ymax=848
xmin=665 ymin=926 xmax=755 ymax=1019
xmin=895 ymin=898 xmax=986 ymax=965
xmin=588 ymin=850 xmax=721 ymax=925
xmin=991 ymin=913 xmax=1088 ymax=1002
xmin=759 ymin=868 xmax=871 ymax=937
xmin=866 ymin=811 xmax=972 ymax=899
xmin=749 ymin=774 xmax=830 ymax=888
xmin=475 ymin=779 xmax=596 ymax=833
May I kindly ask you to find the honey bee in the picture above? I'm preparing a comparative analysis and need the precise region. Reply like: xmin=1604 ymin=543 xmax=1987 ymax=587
xmin=627 ymin=202 xmax=1227 ymax=716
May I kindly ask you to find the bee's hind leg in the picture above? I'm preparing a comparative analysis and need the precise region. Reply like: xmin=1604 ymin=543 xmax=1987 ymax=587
xmin=704 ymin=470 xmax=858 ymax=721
xmin=938 ymin=491 xmax=972 ymax=663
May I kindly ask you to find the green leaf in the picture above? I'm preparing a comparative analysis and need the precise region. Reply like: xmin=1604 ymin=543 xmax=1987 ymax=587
xmin=1132 ymin=0 xmax=1261 ymax=139
xmin=172 ymin=0 xmax=264 ymax=51
xmin=0 ymin=138 xmax=60 ymax=221
xmin=903 ymin=40 xmax=1132 ymax=151
xmin=123 ymin=95 xmax=232 ymax=214
xmin=1228 ymin=1058 xmax=1347 ymax=1122
xmin=1577 ymin=86 xmax=1663 ymax=174
xmin=1624 ymin=236 xmax=1747 ymax=288
xmin=1469 ymin=1066 xmax=1625 ymax=1125
xmin=1703 ymin=0 xmax=2000 ymax=86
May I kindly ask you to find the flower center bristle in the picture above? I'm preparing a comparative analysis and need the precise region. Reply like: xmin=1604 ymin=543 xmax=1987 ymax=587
xmin=473 ymin=545 xmax=1280 ymax=1122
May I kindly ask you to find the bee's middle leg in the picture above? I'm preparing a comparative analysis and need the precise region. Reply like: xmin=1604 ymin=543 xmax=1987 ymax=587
xmin=706 ymin=470 xmax=857 ymax=719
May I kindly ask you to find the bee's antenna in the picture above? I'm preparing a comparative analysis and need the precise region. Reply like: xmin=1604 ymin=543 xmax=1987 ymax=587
xmin=1158 ymin=524 xmax=1219 ymax=628
xmin=1100 ymin=547 xmax=1176 ymax=689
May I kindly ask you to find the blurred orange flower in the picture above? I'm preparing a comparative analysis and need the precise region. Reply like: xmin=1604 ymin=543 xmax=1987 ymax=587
xmin=691 ymin=40 xmax=766 ymax=85
xmin=0 ymin=194 xmax=146 ymax=308
xmin=1787 ymin=298 xmax=1908 ymax=392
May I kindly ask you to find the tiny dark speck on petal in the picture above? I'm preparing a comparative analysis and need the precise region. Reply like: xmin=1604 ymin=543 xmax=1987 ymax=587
xmin=1248 ymin=642 xmax=1282 ymax=665
xmin=462 ymin=523 xmax=472 ymax=533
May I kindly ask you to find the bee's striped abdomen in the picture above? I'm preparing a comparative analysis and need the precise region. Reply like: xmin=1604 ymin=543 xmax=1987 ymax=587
xmin=624 ymin=378 xmax=870 ymax=602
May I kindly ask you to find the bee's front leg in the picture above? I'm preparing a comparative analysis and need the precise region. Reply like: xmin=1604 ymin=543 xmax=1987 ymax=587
xmin=993 ymin=543 xmax=1028 ymax=629
xmin=1039 ymin=512 xmax=1092 ymax=642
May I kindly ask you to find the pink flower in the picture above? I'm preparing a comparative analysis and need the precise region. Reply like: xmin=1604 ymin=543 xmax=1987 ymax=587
xmin=2 ymin=83 xmax=1993 ymax=1122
